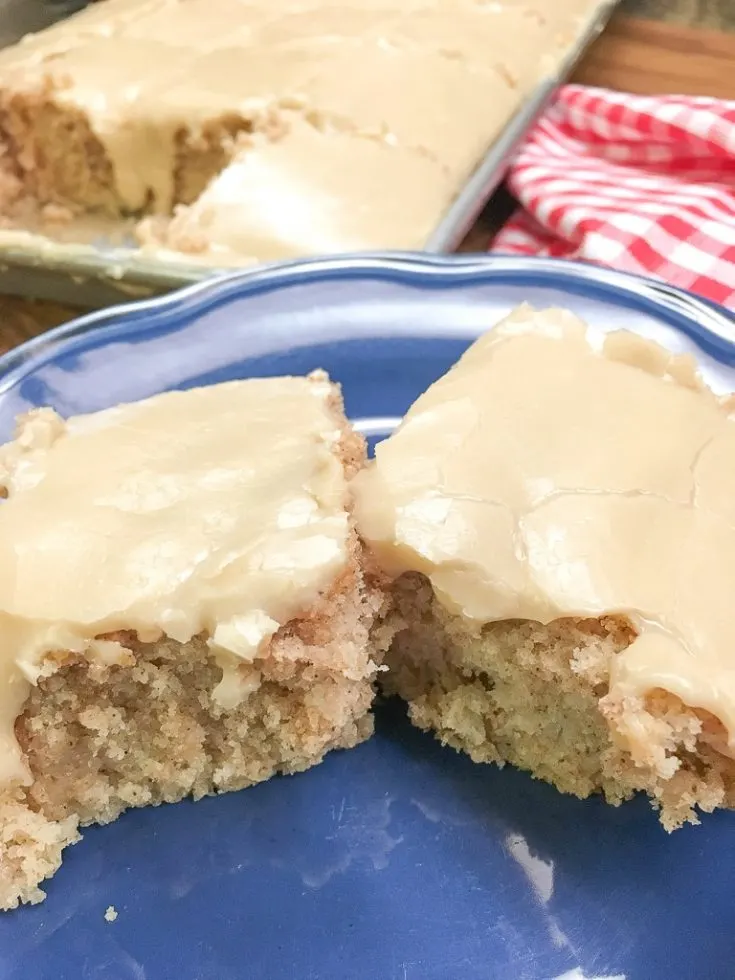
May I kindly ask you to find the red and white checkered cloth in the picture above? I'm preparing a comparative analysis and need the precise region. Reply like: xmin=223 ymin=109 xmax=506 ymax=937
xmin=490 ymin=85 xmax=735 ymax=309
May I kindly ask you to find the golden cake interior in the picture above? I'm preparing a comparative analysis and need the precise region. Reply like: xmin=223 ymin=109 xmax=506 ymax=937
xmin=3 ymin=559 xmax=381 ymax=910
xmin=378 ymin=573 xmax=735 ymax=831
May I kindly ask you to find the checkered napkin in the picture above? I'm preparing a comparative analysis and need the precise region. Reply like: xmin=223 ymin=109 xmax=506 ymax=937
xmin=490 ymin=85 xmax=735 ymax=309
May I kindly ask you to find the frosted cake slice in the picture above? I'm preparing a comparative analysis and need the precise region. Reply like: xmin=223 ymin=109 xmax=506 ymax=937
xmin=0 ymin=374 xmax=383 ymax=909
xmin=355 ymin=305 xmax=735 ymax=829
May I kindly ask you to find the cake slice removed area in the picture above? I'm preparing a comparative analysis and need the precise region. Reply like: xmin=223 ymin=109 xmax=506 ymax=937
xmin=0 ymin=374 xmax=384 ymax=909
xmin=355 ymin=305 xmax=735 ymax=829
xmin=140 ymin=119 xmax=456 ymax=263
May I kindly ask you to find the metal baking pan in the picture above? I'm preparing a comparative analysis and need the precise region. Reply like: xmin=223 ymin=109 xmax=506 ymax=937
xmin=0 ymin=0 xmax=620 ymax=308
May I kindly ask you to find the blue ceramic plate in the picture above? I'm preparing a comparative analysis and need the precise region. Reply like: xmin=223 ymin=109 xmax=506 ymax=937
xmin=1 ymin=255 xmax=734 ymax=980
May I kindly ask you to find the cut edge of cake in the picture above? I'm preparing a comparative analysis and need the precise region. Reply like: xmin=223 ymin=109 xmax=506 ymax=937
xmin=375 ymin=572 xmax=735 ymax=832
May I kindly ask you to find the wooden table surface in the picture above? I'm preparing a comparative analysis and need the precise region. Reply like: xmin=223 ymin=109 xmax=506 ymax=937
xmin=576 ymin=12 xmax=735 ymax=98
xmin=624 ymin=0 xmax=733 ymax=31
xmin=1 ymin=0 xmax=734 ymax=353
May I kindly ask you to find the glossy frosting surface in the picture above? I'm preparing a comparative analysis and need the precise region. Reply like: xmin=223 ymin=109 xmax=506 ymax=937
xmin=354 ymin=305 xmax=735 ymax=749
xmin=0 ymin=375 xmax=350 ymax=784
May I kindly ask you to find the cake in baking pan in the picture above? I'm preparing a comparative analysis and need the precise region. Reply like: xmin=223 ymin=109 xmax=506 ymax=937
xmin=0 ymin=0 xmax=605 ymax=263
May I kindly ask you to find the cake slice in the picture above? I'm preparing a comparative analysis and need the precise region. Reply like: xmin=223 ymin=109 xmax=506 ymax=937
xmin=355 ymin=305 xmax=735 ymax=829
xmin=0 ymin=374 xmax=384 ymax=909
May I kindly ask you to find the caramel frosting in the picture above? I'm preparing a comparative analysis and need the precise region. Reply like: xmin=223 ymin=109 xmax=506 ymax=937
xmin=0 ymin=0 xmax=602 ymax=255
xmin=0 ymin=376 xmax=352 ymax=786
xmin=150 ymin=119 xmax=457 ymax=262
xmin=353 ymin=306 xmax=735 ymax=753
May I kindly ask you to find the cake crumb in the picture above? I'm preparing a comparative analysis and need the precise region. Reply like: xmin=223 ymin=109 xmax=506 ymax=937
xmin=104 ymin=905 xmax=117 ymax=922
